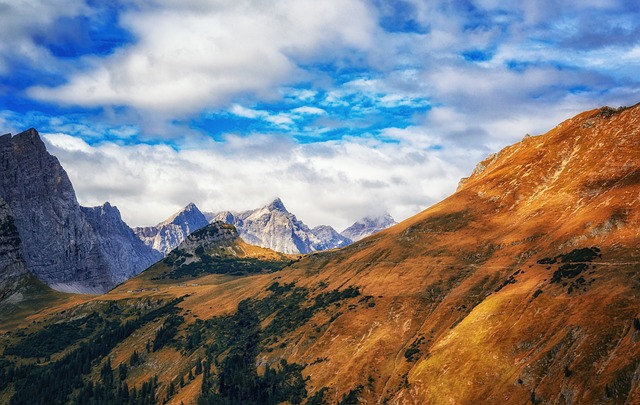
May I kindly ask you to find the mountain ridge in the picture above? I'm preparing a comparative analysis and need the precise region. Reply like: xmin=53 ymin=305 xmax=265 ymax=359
xmin=134 ymin=202 xmax=209 ymax=256
xmin=340 ymin=212 xmax=397 ymax=242
xmin=207 ymin=198 xmax=352 ymax=254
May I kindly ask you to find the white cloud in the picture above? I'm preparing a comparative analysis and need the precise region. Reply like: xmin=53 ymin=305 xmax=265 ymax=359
xmin=291 ymin=106 xmax=327 ymax=116
xmin=229 ymin=104 xmax=267 ymax=119
xmin=0 ymin=0 xmax=86 ymax=74
xmin=5 ymin=0 xmax=640 ymax=237
xmin=265 ymin=114 xmax=294 ymax=127
xmin=44 ymin=133 xmax=95 ymax=153
xmin=42 ymin=131 xmax=471 ymax=231
xmin=29 ymin=0 xmax=378 ymax=115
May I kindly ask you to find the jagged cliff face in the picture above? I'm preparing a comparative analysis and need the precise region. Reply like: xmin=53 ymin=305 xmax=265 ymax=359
xmin=81 ymin=202 xmax=162 ymax=285
xmin=340 ymin=212 xmax=397 ymax=242
xmin=211 ymin=198 xmax=351 ymax=254
xmin=310 ymin=225 xmax=352 ymax=251
xmin=0 ymin=129 xmax=159 ymax=294
xmin=0 ymin=198 xmax=28 ymax=302
xmin=134 ymin=202 xmax=209 ymax=256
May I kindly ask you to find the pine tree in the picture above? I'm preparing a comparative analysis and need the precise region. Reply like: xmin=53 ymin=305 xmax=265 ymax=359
xmin=166 ymin=381 xmax=175 ymax=401
xmin=119 ymin=362 xmax=128 ymax=380
xmin=195 ymin=358 xmax=203 ymax=375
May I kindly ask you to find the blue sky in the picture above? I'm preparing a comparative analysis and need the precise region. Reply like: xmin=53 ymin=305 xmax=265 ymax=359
xmin=1 ymin=0 xmax=639 ymax=229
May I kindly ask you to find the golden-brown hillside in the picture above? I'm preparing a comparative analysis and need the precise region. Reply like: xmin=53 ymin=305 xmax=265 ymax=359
xmin=1 ymin=104 xmax=638 ymax=405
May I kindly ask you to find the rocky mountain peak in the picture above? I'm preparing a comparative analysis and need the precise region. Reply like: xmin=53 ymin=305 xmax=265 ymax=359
xmin=0 ymin=129 xmax=160 ymax=294
xmin=310 ymin=225 xmax=352 ymax=250
xmin=135 ymin=202 xmax=209 ymax=256
xmin=11 ymin=128 xmax=47 ymax=153
xmin=266 ymin=197 xmax=288 ymax=212
xmin=341 ymin=212 xmax=397 ymax=242
xmin=161 ymin=202 xmax=207 ymax=226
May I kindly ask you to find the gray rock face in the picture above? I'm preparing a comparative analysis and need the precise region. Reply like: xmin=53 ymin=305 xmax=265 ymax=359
xmin=134 ymin=202 xmax=209 ymax=256
xmin=0 ymin=129 xmax=160 ymax=294
xmin=341 ymin=213 xmax=397 ymax=242
xmin=310 ymin=225 xmax=352 ymax=251
xmin=0 ymin=198 xmax=29 ymax=302
xmin=82 ymin=202 xmax=162 ymax=285
xmin=210 ymin=198 xmax=350 ymax=254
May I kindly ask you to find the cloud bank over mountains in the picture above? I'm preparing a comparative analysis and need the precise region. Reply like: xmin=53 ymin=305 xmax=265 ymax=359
xmin=1 ymin=0 xmax=639 ymax=227
xmin=43 ymin=132 xmax=465 ymax=230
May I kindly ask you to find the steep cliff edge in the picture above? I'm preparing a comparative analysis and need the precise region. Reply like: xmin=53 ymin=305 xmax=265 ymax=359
xmin=0 ymin=129 xmax=159 ymax=293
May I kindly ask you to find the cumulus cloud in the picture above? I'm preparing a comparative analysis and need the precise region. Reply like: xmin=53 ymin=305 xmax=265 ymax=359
xmin=4 ymin=0 xmax=640 ymax=234
xmin=0 ymin=0 xmax=86 ymax=73
xmin=43 ymin=132 xmax=471 ymax=231
xmin=29 ymin=0 xmax=378 ymax=115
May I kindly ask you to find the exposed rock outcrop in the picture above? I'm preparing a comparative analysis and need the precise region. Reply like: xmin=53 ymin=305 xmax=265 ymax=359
xmin=310 ymin=225 xmax=352 ymax=250
xmin=0 ymin=129 xmax=160 ymax=294
xmin=209 ymin=198 xmax=350 ymax=254
xmin=340 ymin=213 xmax=397 ymax=242
xmin=82 ymin=202 xmax=162 ymax=285
xmin=0 ymin=198 xmax=28 ymax=302
xmin=134 ymin=202 xmax=209 ymax=256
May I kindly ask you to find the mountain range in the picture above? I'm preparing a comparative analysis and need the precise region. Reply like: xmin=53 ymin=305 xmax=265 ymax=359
xmin=206 ymin=198 xmax=353 ymax=254
xmin=0 ymin=128 xmax=393 ymax=298
xmin=0 ymin=104 xmax=638 ymax=404
xmin=134 ymin=202 xmax=210 ymax=256
xmin=137 ymin=198 xmax=395 ymax=257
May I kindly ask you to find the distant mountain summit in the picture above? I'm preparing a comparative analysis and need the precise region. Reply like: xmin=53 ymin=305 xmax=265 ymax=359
xmin=341 ymin=213 xmax=397 ymax=242
xmin=144 ymin=221 xmax=296 ymax=281
xmin=0 ymin=129 xmax=160 ymax=294
xmin=209 ymin=198 xmax=351 ymax=254
xmin=134 ymin=202 xmax=209 ymax=256
xmin=309 ymin=225 xmax=352 ymax=251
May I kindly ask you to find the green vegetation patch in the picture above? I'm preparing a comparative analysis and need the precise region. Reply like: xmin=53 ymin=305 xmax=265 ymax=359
xmin=158 ymin=256 xmax=294 ymax=279
xmin=537 ymin=247 xmax=600 ymax=293
xmin=198 ymin=300 xmax=308 ymax=404
xmin=3 ymin=297 xmax=184 ymax=405
xmin=536 ymin=247 xmax=601 ymax=267
xmin=4 ymin=312 xmax=102 ymax=358
xmin=404 ymin=337 xmax=425 ymax=362
xmin=152 ymin=313 xmax=184 ymax=351
xmin=180 ymin=282 xmax=366 ymax=403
